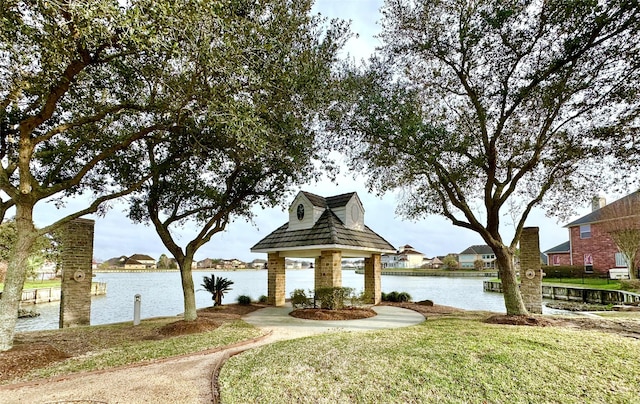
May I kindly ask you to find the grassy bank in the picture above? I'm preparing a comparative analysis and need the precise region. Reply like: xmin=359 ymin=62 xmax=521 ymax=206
xmin=487 ymin=278 xmax=627 ymax=291
xmin=220 ymin=315 xmax=640 ymax=403
xmin=543 ymin=278 xmax=624 ymax=290
xmin=0 ymin=279 xmax=60 ymax=291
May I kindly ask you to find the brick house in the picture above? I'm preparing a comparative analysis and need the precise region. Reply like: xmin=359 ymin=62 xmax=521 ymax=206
xmin=543 ymin=241 xmax=571 ymax=266
xmin=558 ymin=193 xmax=640 ymax=276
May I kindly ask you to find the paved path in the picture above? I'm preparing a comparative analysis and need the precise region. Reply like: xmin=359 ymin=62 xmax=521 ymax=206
xmin=0 ymin=306 xmax=424 ymax=403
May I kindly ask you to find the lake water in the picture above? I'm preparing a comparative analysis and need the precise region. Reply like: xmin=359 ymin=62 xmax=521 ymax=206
xmin=16 ymin=269 xmax=558 ymax=332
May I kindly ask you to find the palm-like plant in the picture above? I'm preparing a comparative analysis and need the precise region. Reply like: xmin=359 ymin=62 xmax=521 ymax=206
xmin=201 ymin=274 xmax=234 ymax=306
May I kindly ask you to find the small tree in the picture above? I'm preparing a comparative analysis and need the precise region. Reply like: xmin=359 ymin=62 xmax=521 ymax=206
xmin=157 ymin=254 xmax=175 ymax=270
xmin=473 ymin=259 xmax=485 ymax=271
xmin=599 ymin=193 xmax=640 ymax=280
xmin=201 ymin=274 xmax=234 ymax=307
xmin=442 ymin=255 xmax=458 ymax=270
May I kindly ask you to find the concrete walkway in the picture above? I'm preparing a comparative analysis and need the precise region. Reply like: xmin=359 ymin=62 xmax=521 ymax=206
xmin=244 ymin=304 xmax=426 ymax=342
xmin=0 ymin=305 xmax=424 ymax=404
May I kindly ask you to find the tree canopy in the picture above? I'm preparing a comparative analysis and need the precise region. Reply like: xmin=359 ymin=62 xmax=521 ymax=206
xmin=127 ymin=0 xmax=348 ymax=321
xmin=329 ymin=0 xmax=640 ymax=314
xmin=0 ymin=0 xmax=284 ymax=350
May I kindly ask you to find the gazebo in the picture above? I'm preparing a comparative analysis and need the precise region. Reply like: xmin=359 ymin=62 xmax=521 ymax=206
xmin=251 ymin=191 xmax=395 ymax=306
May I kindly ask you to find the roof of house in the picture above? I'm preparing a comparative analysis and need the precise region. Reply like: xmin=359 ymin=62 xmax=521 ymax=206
xmin=129 ymin=254 xmax=155 ymax=261
xmin=565 ymin=191 xmax=640 ymax=227
xmin=543 ymin=241 xmax=571 ymax=254
xmin=251 ymin=209 xmax=394 ymax=253
xmin=459 ymin=245 xmax=494 ymax=255
xmin=125 ymin=258 xmax=142 ymax=265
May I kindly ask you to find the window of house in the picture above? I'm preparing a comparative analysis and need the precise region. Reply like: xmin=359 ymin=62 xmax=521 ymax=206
xmin=552 ymin=255 xmax=561 ymax=266
xmin=580 ymin=224 xmax=591 ymax=239
xmin=615 ymin=252 xmax=627 ymax=267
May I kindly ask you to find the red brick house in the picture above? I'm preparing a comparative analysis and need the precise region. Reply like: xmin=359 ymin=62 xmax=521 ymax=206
xmin=543 ymin=241 xmax=571 ymax=267
xmin=553 ymin=193 xmax=640 ymax=276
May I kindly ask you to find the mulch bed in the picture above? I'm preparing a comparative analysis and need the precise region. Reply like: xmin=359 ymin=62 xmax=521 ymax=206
xmin=289 ymin=307 xmax=376 ymax=320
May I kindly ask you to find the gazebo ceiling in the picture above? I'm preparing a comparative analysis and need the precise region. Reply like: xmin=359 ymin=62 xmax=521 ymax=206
xmin=251 ymin=191 xmax=395 ymax=258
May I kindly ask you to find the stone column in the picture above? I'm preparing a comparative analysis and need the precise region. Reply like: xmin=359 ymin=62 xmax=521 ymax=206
xmin=315 ymin=250 xmax=342 ymax=289
xmin=58 ymin=218 xmax=95 ymax=328
xmin=364 ymin=254 xmax=381 ymax=304
xmin=267 ymin=253 xmax=286 ymax=306
xmin=520 ymin=227 xmax=543 ymax=314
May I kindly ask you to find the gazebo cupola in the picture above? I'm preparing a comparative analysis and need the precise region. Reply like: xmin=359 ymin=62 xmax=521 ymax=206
xmin=251 ymin=191 xmax=395 ymax=306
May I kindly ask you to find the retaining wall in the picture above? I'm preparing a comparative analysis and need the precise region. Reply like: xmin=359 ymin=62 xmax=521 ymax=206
xmin=483 ymin=280 xmax=640 ymax=305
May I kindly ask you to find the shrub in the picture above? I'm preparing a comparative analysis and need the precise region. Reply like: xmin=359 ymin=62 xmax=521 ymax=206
xmin=200 ymin=274 xmax=234 ymax=306
xmin=620 ymin=279 xmax=640 ymax=292
xmin=314 ymin=287 xmax=354 ymax=310
xmin=385 ymin=291 xmax=400 ymax=302
xmin=542 ymin=265 xmax=589 ymax=278
xmin=397 ymin=292 xmax=412 ymax=302
xmin=290 ymin=289 xmax=312 ymax=308
xmin=381 ymin=291 xmax=412 ymax=302
xmin=349 ymin=290 xmax=372 ymax=306
xmin=258 ymin=295 xmax=268 ymax=303
xmin=237 ymin=295 xmax=252 ymax=305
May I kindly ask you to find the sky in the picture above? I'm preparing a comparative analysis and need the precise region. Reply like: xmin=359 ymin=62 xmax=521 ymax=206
xmin=30 ymin=0 xmax=600 ymax=263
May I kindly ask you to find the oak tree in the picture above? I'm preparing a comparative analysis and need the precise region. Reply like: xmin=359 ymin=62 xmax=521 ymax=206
xmin=0 ymin=0 xmax=212 ymax=350
xmin=128 ymin=0 xmax=348 ymax=321
xmin=330 ymin=0 xmax=640 ymax=314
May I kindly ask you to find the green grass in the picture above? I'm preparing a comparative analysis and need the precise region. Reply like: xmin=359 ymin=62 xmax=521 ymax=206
xmin=220 ymin=317 xmax=640 ymax=403
xmin=487 ymin=278 xmax=625 ymax=291
xmin=0 ymin=279 xmax=60 ymax=291
xmin=543 ymin=278 xmax=623 ymax=290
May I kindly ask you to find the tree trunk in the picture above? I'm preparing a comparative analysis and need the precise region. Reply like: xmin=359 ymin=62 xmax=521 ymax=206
xmin=177 ymin=256 xmax=197 ymax=321
xmin=0 ymin=204 xmax=37 ymax=351
xmin=493 ymin=245 xmax=528 ymax=315
xmin=627 ymin=253 xmax=638 ymax=280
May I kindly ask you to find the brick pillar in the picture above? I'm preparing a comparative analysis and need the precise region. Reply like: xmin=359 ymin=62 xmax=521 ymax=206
xmin=58 ymin=218 xmax=95 ymax=328
xmin=267 ymin=253 xmax=285 ymax=306
xmin=364 ymin=254 xmax=381 ymax=304
xmin=520 ymin=227 xmax=543 ymax=314
xmin=315 ymin=250 xmax=342 ymax=289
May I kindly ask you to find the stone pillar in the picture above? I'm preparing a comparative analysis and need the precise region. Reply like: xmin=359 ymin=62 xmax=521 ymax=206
xmin=58 ymin=218 xmax=95 ymax=328
xmin=315 ymin=250 xmax=342 ymax=289
xmin=267 ymin=253 xmax=285 ymax=306
xmin=520 ymin=227 xmax=543 ymax=314
xmin=364 ymin=254 xmax=382 ymax=304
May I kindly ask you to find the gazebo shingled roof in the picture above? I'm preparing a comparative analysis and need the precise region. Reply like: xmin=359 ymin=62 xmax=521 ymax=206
xmin=251 ymin=192 xmax=394 ymax=258
xmin=251 ymin=210 xmax=394 ymax=254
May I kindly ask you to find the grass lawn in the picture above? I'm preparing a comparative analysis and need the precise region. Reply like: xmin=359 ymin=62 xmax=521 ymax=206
xmin=543 ymin=278 xmax=623 ymax=290
xmin=0 ymin=279 xmax=61 ymax=291
xmin=220 ymin=316 xmax=640 ymax=403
